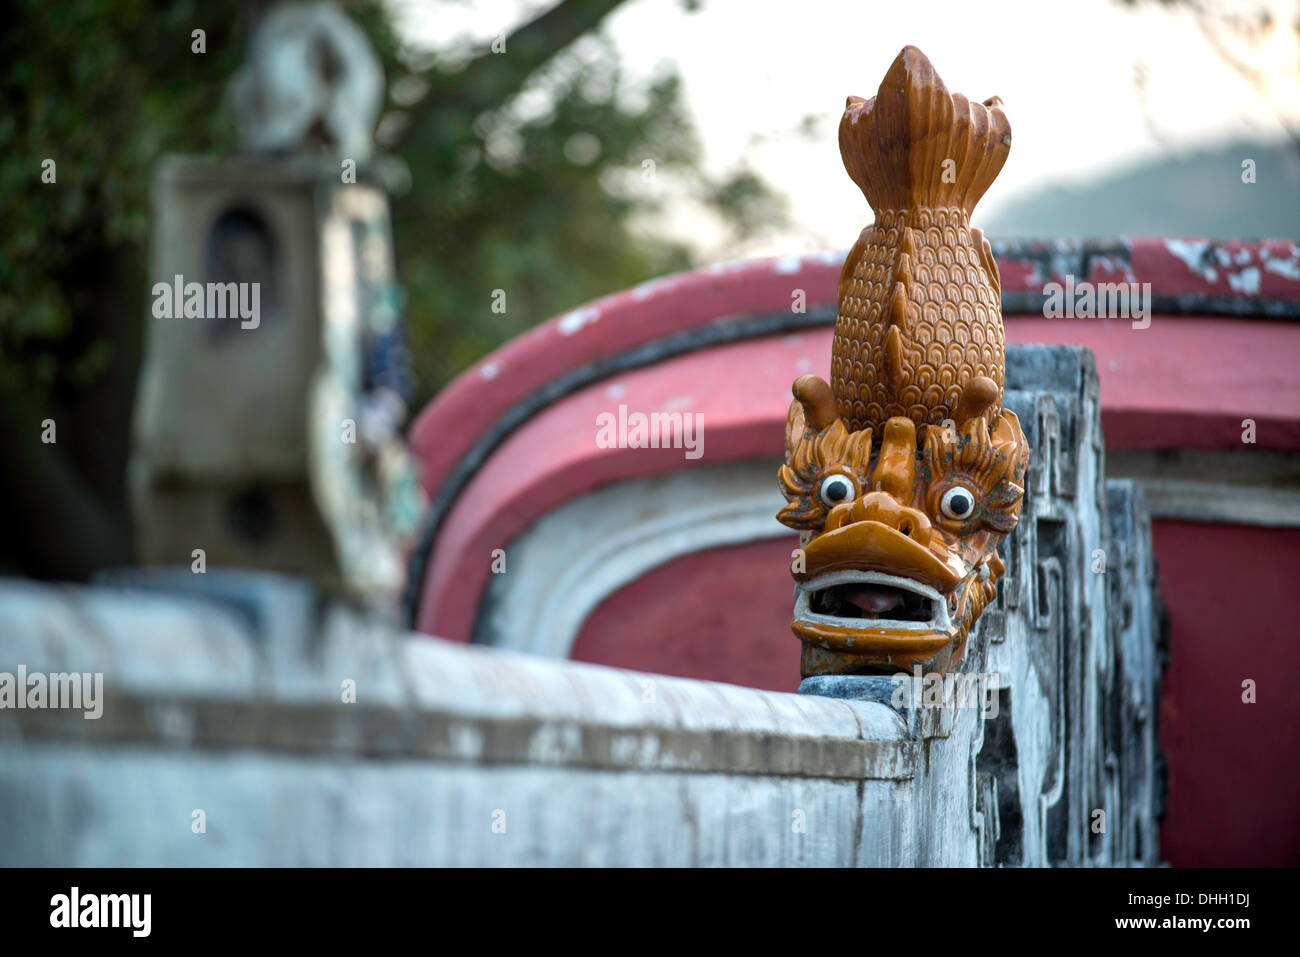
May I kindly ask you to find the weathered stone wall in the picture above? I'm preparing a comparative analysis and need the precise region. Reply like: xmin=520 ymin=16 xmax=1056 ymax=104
xmin=0 ymin=579 xmax=976 ymax=866
xmin=0 ymin=346 xmax=1162 ymax=867
xmin=977 ymin=345 xmax=1165 ymax=866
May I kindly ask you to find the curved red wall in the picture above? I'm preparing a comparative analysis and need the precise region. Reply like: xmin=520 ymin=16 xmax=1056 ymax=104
xmin=410 ymin=242 xmax=1300 ymax=866
xmin=570 ymin=522 xmax=1300 ymax=866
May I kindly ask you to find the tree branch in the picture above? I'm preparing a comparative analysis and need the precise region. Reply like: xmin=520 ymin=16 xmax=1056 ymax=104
xmin=398 ymin=0 xmax=627 ymax=153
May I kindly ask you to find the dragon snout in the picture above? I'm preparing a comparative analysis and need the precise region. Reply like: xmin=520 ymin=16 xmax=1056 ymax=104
xmin=824 ymin=491 xmax=934 ymax=546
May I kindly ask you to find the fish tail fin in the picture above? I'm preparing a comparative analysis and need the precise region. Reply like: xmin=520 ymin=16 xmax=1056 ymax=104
xmin=839 ymin=45 xmax=1011 ymax=216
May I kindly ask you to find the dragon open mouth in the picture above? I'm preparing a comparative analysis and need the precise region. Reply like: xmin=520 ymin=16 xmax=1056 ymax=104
xmin=793 ymin=570 xmax=951 ymax=632
xmin=810 ymin=582 xmax=932 ymax=621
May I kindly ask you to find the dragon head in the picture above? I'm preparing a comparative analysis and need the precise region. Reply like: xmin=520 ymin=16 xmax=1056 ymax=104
xmin=778 ymin=46 xmax=1031 ymax=677
xmin=779 ymin=374 xmax=1028 ymax=676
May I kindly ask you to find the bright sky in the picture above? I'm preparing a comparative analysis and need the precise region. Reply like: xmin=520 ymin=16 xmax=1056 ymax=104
xmin=392 ymin=0 xmax=1299 ymax=257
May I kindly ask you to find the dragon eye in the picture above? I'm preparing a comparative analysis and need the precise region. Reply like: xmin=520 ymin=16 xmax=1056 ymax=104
xmin=819 ymin=473 xmax=855 ymax=507
xmin=940 ymin=486 xmax=977 ymax=521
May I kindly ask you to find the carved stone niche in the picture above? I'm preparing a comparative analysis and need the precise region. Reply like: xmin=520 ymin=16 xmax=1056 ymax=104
xmin=132 ymin=155 xmax=420 ymax=602
xmin=129 ymin=4 xmax=420 ymax=605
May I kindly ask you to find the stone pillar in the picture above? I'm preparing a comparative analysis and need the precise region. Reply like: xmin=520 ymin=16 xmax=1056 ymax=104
xmin=128 ymin=3 xmax=422 ymax=612
xmin=802 ymin=345 xmax=1165 ymax=866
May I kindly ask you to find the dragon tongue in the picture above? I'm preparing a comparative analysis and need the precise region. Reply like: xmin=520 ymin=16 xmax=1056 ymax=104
xmin=843 ymin=586 xmax=905 ymax=614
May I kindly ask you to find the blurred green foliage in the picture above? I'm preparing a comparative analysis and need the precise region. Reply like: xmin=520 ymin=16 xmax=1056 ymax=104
xmin=1 ymin=0 xmax=785 ymax=409
xmin=383 ymin=4 xmax=788 ymax=400
xmin=0 ymin=0 xmax=786 ymax=577
xmin=0 ymin=0 xmax=246 ymax=396
xmin=395 ymin=34 xmax=704 ymax=395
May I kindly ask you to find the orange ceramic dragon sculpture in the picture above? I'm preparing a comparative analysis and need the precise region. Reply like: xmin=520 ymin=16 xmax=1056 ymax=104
xmin=778 ymin=46 xmax=1031 ymax=678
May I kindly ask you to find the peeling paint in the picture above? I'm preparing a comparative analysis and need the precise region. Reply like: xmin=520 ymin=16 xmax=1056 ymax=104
xmin=1163 ymin=239 xmax=1213 ymax=279
xmin=448 ymin=722 xmax=485 ymax=758
xmin=631 ymin=275 xmax=681 ymax=301
xmin=704 ymin=260 xmax=758 ymax=278
xmin=558 ymin=306 xmax=600 ymax=336
xmin=1264 ymin=256 xmax=1300 ymax=281
xmin=1227 ymin=267 xmax=1261 ymax=295
xmin=527 ymin=722 xmax=583 ymax=762
xmin=1089 ymin=254 xmax=1137 ymax=282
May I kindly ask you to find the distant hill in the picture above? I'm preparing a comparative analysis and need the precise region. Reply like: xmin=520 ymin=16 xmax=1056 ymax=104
xmin=983 ymin=139 xmax=1300 ymax=240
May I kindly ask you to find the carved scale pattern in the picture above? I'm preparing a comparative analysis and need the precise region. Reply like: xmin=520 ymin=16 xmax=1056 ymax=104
xmin=832 ymin=207 xmax=1004 ymax=434
xmin=829 ymin=45 xmax=1011 ymax=437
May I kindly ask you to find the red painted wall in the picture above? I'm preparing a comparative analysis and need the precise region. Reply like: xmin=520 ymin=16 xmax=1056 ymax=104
xmin=571 ymin=525 xmax=1300 ymax=866
xmin=571 ymin=538 xmax=801 ymax=693
xmin=1153 ymin=521 xmax=1300 ymax=867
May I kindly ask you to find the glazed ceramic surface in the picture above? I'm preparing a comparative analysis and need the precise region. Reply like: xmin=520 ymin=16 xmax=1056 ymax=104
xmin=778 ymin=46 xmax=1031 ymax=677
